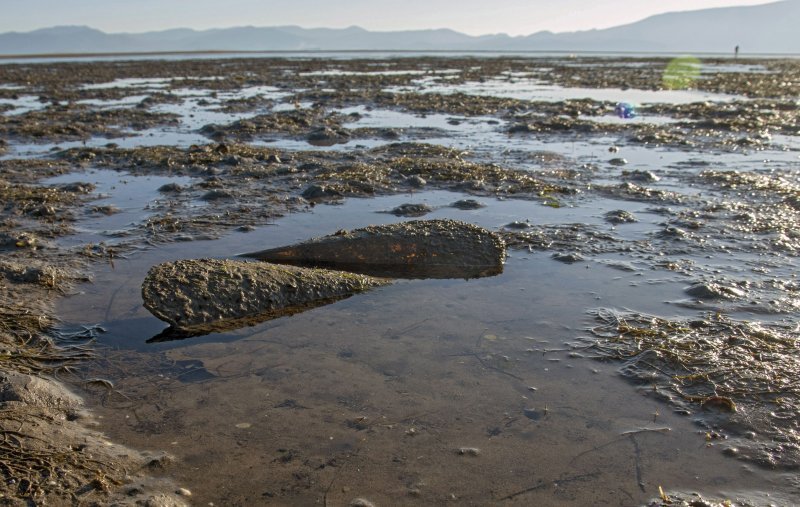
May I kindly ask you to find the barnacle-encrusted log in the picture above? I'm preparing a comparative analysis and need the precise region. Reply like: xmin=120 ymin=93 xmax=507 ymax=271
xmin=142 ymin=259 xmax=389 ymax=335
xmin=241 ymin=219 xmax=505 ymax=279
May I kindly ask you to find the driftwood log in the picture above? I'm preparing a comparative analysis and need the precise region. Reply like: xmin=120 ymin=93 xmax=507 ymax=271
xmin=142 ymin=259 xmax=389 ymax=336
xmin=143 ymin=220 xmax=505 ymax=339
xmin=241 ymin=219 xmax=505 ymax=279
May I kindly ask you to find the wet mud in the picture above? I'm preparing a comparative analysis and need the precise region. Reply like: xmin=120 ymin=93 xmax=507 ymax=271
xmin=1 ymin=54 xmax=799 ymax=505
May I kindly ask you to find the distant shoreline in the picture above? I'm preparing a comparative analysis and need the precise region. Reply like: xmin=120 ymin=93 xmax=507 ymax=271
xmin=1 ymin=48 xmax=799 ymax=63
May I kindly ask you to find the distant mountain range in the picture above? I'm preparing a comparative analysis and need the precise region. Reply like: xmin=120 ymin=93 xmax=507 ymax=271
xmin=1 ymin=0 xmax=798 ymax=55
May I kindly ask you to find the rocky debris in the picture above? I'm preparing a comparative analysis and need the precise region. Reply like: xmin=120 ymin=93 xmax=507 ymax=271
xmin=142 ymin=259 xmax=390 ymax=334
xmin=241 ymin=219 xmax=506 ymax=279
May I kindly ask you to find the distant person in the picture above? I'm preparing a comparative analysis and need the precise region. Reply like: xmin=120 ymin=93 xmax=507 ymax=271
xmin=735 ymin=45 xmax=739 ymax=59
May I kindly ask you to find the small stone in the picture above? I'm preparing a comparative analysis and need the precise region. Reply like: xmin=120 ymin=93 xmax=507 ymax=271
xmin=386 ymin=203 xmax=433 ymax=217
xmin=457 ymin=447 xmax=480 ymax=456
xmin=176 ymin=488 xmax=192 ymax=496
xmin=450 ymin=199 xmax=485 ymax=210
xmin=201 ymin=189 xmax=234 ymax=201
xmin=349 ymin=498 xmax=376 ymax=507
xmin=551 ymin=252 xmax=585 ymax=264
xmin=604 ymin=209 xmax=637 ymax=224
xmin=158 ymin=183 xmax=184 ymax=193
xmin=504 ymin=220 xmax=531 ymax=230
xmin=609 ymin=157 xmax=628 ymax=166
xmin=622 ymin=169 xmax=660 ymax=182
xmin=301 ymin=184 xmax=340 ymax=201
xmin=722 ymin=446 xmax=739 ymax=457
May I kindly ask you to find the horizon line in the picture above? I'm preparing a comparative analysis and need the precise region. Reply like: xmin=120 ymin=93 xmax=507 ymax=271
xmin=2 ymin=49 xmax=799 ymax=61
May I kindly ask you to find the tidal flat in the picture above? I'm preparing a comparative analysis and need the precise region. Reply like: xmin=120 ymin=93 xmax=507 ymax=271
xmin=0 ymin=54 xmax=799 ymax=506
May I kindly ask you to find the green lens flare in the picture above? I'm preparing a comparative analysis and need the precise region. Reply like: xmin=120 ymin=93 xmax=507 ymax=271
xmin=663 ymin=56 xmax=701 ymax=90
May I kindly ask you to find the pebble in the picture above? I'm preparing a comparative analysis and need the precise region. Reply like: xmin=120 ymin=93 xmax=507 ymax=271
xmin=176 ymin=488 xmax=192 ymax=496
xmin=349 ymin=498 xmax=376 ymax=507
xmin=457 ymin=447 xmax=480 ymax=456
xmin=551 ymin=252 xmax=585 ymax=264
xmin=622 ymin=169 xmax=660 ymax=182
xmin=604 ymin=209 xmax=637 ymax=224
xmin=504 ymin=220 xmax=531 ymax=230
xmin=387 ymin=203 xmax=433 ymax=217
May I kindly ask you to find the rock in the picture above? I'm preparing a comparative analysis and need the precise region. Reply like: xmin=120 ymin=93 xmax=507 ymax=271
xmin=457 ymin=447 xmax=481 ymax=456
xmin=142 ymin=259 xmax=389 ymax=334
xmin=622 ymin=169 xmax=660 ymax=182
xmin=141 ymin=494 xmax=189 ymax=507
xmin=307 ymin=126 xmax=350 ymax=146
xmin=158 ymin=183 xmax=184 ymax=193
xmin=685 ymin=282 xmax=746 ymax=300
xmin=609 ymin=157 xmax=628 ymax=166
xmin=503 ymin=220 xmax=531 ymax=230
xmin=349 ymin=499 xmax=376 ymax=507
xmin=241 ymin=219 xmax=506 ymax=279
xmin=604 ymin=209 xmax=638 ymax=224
xmin=450 ymin=199 xmax=485 ymax=210
xmin=551 ymin=252 xmax=585 ymax=264
xmin=0 ymin=372 xmax=82 ymax=411
xmin=384 ymin=203 xmax=433 ymax=217
xmin=508 ymin=122 xmax=533 ymax=133
xmin=301 ymin=184 xmax=341 ymax=201
xmin=201 ymin=189 xmax=234 ymax=201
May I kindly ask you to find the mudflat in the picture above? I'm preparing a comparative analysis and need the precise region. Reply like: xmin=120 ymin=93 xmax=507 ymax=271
xmin=1 ymin=54 xmax=798 ymax=506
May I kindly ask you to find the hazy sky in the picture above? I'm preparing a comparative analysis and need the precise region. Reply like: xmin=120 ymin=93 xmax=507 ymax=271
xmin=1 ymin=0 xmax=780 ymax=35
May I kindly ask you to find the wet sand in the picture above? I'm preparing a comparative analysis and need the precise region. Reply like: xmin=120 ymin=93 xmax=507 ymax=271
xmin=1 ymin=54 xmax=799 ymax=505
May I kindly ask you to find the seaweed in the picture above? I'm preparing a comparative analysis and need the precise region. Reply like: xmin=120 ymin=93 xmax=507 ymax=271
xmin=585 ymin=309 xmax=800 ymax=468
